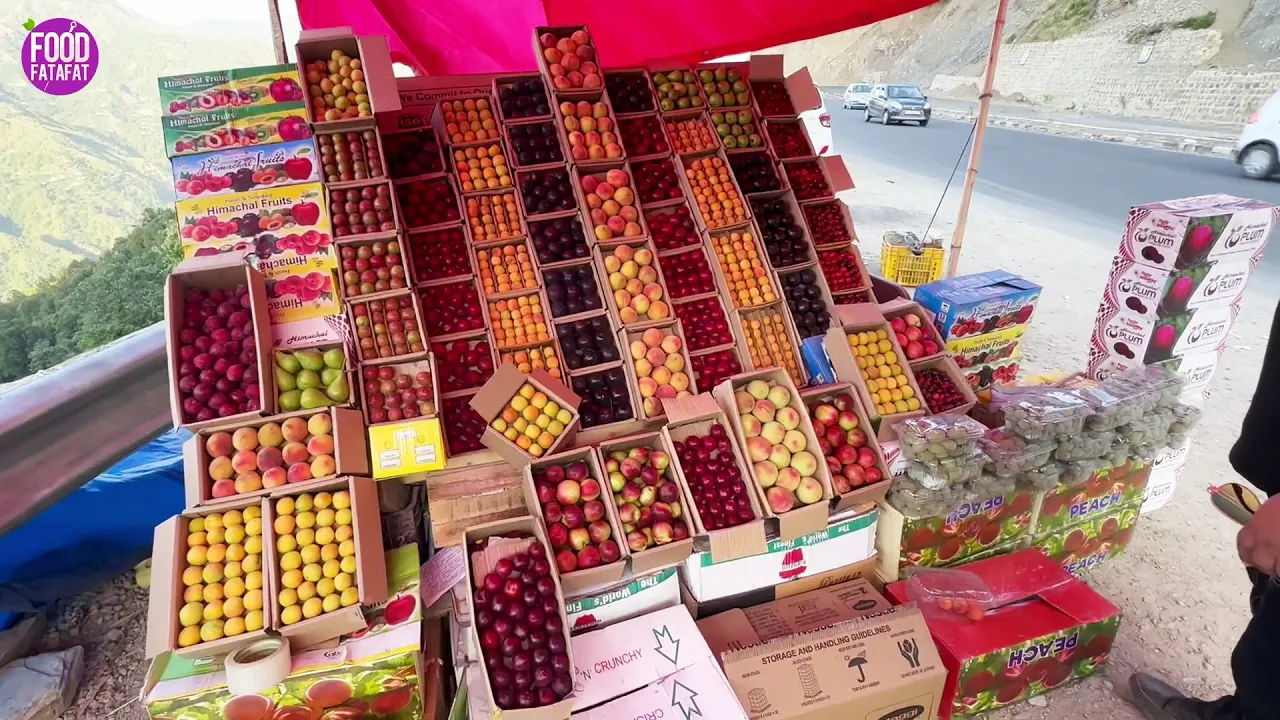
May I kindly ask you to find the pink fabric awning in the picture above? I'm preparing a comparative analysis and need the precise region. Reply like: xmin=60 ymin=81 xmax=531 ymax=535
xmin=295 ymin=0 xmax=940 ymax=76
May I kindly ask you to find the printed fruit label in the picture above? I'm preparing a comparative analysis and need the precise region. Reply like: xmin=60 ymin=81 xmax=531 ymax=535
xmin=1142 ymin=463 xmax=1179 ymax=514
xmin=360 ymin=545 xmax=423 ymax=633
xmin=369 ymin=417 xmax=446 ymax=478
xmin=162 ymin=102 xmax=312 ymax=157
xmin=959 ymin=357 xmax=1019 ymax=392
xmin=1101 ymin=253 xmax=1257 ymax=321
xmin=1032 ymin=502 xmax=1140 ymax=577
xmin=565 ymin=567 xmax=679 ymax=632
xmin=1119 ymin=200 xmax=1277 ymax=272
xmin=1035 ymin=464 xmax=1150 ymax=533
xmin=952 ymin=615 xmax=1120 ymax=716
xmin=1089 ymin=300 xmax=1236 ymax=369
xmin=171 ymin=139 xmax=320 ymax=199
xmin=947 ymin=325 xmax=1025 ymax=366
xmin=145 ymin=649 xmax=423 ymax=719
xmin=159 ymin=64 xmax=305 ymax=116
xmin=176 ymin=182 xmax=335 ymax=268
xmin=898 ymin=489 xmax=1034 ymax=569
xmin=264 ymin=266 xmax=342 ymax=327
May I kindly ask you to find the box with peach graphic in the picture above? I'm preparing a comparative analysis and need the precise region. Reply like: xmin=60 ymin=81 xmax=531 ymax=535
xmin=176 ymin=183 xmax=336 ymax=273
xmin=171 ymin=139 xmax=320 ymax=200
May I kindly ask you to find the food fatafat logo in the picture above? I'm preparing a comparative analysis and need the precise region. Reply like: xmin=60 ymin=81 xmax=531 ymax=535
xmin=21 ymin=17 xmax=99 ymax=95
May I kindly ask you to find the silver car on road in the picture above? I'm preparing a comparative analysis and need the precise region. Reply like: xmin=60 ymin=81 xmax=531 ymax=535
xmin=842 ymin=83 xmax=872 ymax=110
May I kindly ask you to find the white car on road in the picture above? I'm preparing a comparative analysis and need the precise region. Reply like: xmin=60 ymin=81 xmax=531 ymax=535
xmin=842 ymin=83 xmax=872 ymax=110
xmin=1236 ymin=90 xmax=1279 ymax=179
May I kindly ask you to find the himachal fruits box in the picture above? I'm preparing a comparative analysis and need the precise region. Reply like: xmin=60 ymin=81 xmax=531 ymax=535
xmin=1089 ymin=300 xmax=1237 ymax=368
xmin=159 ymin=64 xmax=305 ymax=116
xmin=162 ymin=102 xmax=312 ymax=157
xmin=914 ymin=270 xmax=1042 ymax=343
xmin=947 ymin=325 xmax=1025 ymax=371
xmin=1034 ymin=462 xmax=1151 ymax=534
xmin=1100 ymin=251 xmax=1260 ymax=322
xmin=462 ymin=516 xmax=578 ymax=716
xmin=876 ymin=488 xmax=1036 ymax=581
xmin=171 ymin=139 xmax=320 ymax=200
xmin=263 ymin=477 xmax=389 ymax=647
xmin=469 ymin=363 xmax=582 ymax=466
xmin=164 ymin=254 xmax=276 ymax=430
xmin=885 ymin=549 xmax=1122 ymax=719
xmin=175 ymin=182 xmax=335 ymax=271
xmin=1032 ymin=500 xmax=1141 ymax=577
xmin=712 ymin=368 xmax=835 ymax=540
xmin=145 ymin=495 xmax=274 ymax=659
xmin=1117 ymin=194 xmax=1277 ymax=272
xmin=182 ymin=407 xmax=368 ymax=507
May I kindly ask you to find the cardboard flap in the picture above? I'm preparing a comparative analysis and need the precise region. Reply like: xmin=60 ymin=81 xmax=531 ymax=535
xmin=570 ymin=605 xmax=711 ymax=710
xmin=822 ymin=156 xmax=855 ymax=192
xmin=832 ymin=303 xmax=886 ymax=326
xmin=661 ymin=393 xmax=721 ymax=424
xmin=747 ymin=54 xmax=785 ymax=81
xmin=469 ymin=362 xmax=526 ymax=418
xmin=145 ymin=516 xmax=180 ymax=659
xmin=356 ymin=34 xmax=402 ymax=115
xmin=785 ymin=67 xmax=822 ymax=114
xmin=172 ymin=251 xmax=252 ymax=274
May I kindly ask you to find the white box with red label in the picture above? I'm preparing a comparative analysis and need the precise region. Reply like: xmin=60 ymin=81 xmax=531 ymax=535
xmin=1117 ymin=194 xmax=1276 ymax=271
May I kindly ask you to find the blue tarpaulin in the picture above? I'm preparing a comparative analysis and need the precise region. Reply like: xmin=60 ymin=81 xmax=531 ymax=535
xmin=0 ymin=429 xmax=188 ymax=630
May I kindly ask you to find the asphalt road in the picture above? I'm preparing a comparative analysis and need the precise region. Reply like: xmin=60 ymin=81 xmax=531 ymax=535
xmin=829 ymin=106 xmax=1280 ymax=278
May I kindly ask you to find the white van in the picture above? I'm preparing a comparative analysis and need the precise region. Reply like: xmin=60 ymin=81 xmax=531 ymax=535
xmin=1236 ymin=90 xmax=1279 ymax=180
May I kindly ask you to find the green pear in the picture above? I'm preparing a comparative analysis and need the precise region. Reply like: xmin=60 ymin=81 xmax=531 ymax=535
xmin=279 ymin=389 xmax=301 ymax=411
xmin=325 ymin=375 xmax=350 ymax=403
xmin=300 ymin=388 xmax=331 ymax=409
xmin=321 ymin=367 xmax=343 ymax=386
xmin=276 ymin=351 xmax=301 ymax=373
xmin=275 ymin=366 xmax=297 ymax=392
xmin=296 ymin=349 xmax=324 ymax=371
xmin=296 ymin=369 xmax=321 ymax=390
xmin=322 ymin=348 xmax=345 ymax=370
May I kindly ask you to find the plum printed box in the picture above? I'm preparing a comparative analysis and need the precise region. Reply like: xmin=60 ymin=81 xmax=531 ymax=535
xmin=914 ymin=270 xmax=1042 ymax=342
xmin=158 ymin=64 xmax=305 ymax=115
xmin=1090 ymin=299 xmax=1237 ymax=367
xmin=1118 ymin=194 xmax=1278 ymax=271
xmin=1100 ymin=251 xmax=1260 ymax=321
xmin=162 ymin=102 xmax=313 ymax=157
xmin=170 ymin=139 xmax=321 ymax=200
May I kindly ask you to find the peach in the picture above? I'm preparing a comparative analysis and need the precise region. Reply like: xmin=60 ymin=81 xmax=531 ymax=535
xmin=620 ymin=206 xmax=640 ymax=222
xmin=769 ymin=444 xmax=791 ymax=469
xmin=544 ymin=47 xmax=562 ymax=64
xmin=740 ymin=415 xmax=762 ymax=438
xmin=754 ymin=461 xmax=778 ymax=488
xmin=206 ymin=432 xmax=234 ymax=458
xmin=592 ymin=102 xmax=608 ymax=119
xmin=766 ymin=486 xmax=795 ymax=514
xmin=556 ymin=76 xmax=573 ymax=92
xmin=307 ymin=433 xmax=335 ymax=457
xmin=760 ymin=422 xmax=785 ymax=445
xmin=589 ymin=145 xmax=606 ymax=160
xmin=775 ymin=407 xmax=801 ymax=430
xmin=655 ymin=384 xmax=678 ymax=400
xmin=561 ymin=53 xmax=580 ymax=72
xmin=568 ymin=130 xmax=585 ymax=147
xmin=614 ymin=245 xmax=634 ymax=262
xmin=311 ymin=455 xmax=336 ymax=478
xmin=563 ymin=115 xmax=580 ymax=132
xmin=645 ymin=346 xmax=667 ymax=366
xmin=578 ymin=115 xmax=594 ymax=133
xmin=643 ymin=283 xmax=663 ymax=301
xmin=282 ymin=417 xmax=309 ymax=442
xmin=642 ymin=328 xmax=665 ymax=347
xmin=735 ymin=391 xmax=756 ymax=414
xmin=256 ymin=446 xmax=283 ymax=470
xmin=211 ymin=479 xmax=238 ymax=498
xmin=796 ymin=477 xmax=824 ymax=505
xmin=670 ymin=372 xmax=690 ymax=392
xmin=767 ymin=386 xmax=793 ymax=410
xmin=625 ymin=278 xmax=644 ymax=296
xmin=619 ymin=307 xmax=639 ymax=324
xmin=607 ymin=216 xmax=627 ymax=234
xmin=571 ymin=29 xmax=591 ymax=45
xmin=613 ymin=289 xmax=632 ymax=307
xmin=776 ymin=467 xmax=801 ymax=491
xmin=664 ymin=353 xmax=685 ymax=373
xmin=560 ymin=101 xmax=576 ymax=117
xmin=606 ymin=143 xmax=624 ymax=159
xmin=231 ymin=428 xmax=258 ymax=452
xmin=637 ymin=377 xmax=658 ymax=398
xmin=604 ymin=253 xmax=622 ymax=271
xmin=634 ymin=358 xmax=653 ymax=378
xmin=232 ymin=449 xmax=258 ymax=474
xmin=783 ymin=430 xmax=807 ymax=454
xmin=262 ymin=467 xmax=287 ymax=488
xmin=282 ymin=441 xmax=310 ymax=465
xmin=745 ymin=436 xmax=772 ymax=463
xmin=576 ymin=100 xmax=593 ymax=117
xmin=602 ymin=199 xmax=620 ymax=216
xmin=651 ymin=366 xmax=672 ymax=385
xmin=630 ymin=295 xmax=650 ymax=314
xmin=235 ymin=472 xmax=263 ymax=494
xmin=209 ymin=456 xmax=234 ymax=481
xmin=634 ymin=248 xmax=654 ymax=266
xmin=642 ymin=396 xmax=662 ymax=418
xmin=539 ymin=32 xmax=557 ymax=48
xmin=287 ymin=462 xmax=313 ymax=484
xmin=614 ymin=187 xmax=635 ymax=206
xmin=556 ymin=37 xmax=575 ymax=54
xmin=590 ymin=208 xmax=607 ymax=225
xmin=660 ymin=335 xmax=683 ymax=354
xmin=629 ymin=340 xmax=648 ymax=360
xmin=812 ymin=404 xmax=838 ymax=426
xmin=596 ymin=116 xmax=612 ymax=133
xmin=606 ymin=169 xmax=628 ymax=187
xmin=790 ymin=450 xmax=819 ymax=477
xmin=751 ymin=400 xmax=776 ymax=423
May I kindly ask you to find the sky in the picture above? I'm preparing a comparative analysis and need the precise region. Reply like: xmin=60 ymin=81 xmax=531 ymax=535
xmin=115 ymin=0 xmax=302 ymax=43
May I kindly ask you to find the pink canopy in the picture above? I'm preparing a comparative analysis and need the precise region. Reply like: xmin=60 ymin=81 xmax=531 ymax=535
xmin=295 ymin=0 xmax=939 ymax=76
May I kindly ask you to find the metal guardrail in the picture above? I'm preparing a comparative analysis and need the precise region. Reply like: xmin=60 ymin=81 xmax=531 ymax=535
xmin=0 ymin=322 xmax=172 ymax=537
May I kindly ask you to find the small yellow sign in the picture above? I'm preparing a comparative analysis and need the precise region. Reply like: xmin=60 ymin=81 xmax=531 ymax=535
xmin=368 ymin=417 xmax=446 ymax=478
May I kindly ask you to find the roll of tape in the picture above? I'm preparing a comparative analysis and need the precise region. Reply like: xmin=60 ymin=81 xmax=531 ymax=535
xmin=225 ymin=637 xmax=291 ymax=696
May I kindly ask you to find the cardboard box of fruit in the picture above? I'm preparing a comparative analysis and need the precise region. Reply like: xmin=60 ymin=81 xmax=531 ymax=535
xmin=880 ymin=298 xmax=947 ymax=364
xmin=622 ymin=322 xmax=697 ymax=420
xmin=263 ymin=477 xmax=388 ymax=648
xmin=164 ymin=254 xmax=277 ymax=430
xmin=564 ymin=566 xmax=680 ymax=634
xmin=824 ymin=305 xmax=926 ymax=433
xmin=347 ymin=290 xmax=428 ymax=363
xmin=183 ymin=407 xmax=368 ymax=507
xmin=295 ymin=30 xmax=400 ymax=125
xmin=885 ymin=548 xmax=1121 ymax=719
xmin=161 ymin=102 xmax=311 ymax=158
xmin=746 ymin=54 xmax=823 ymax=118
xmin=159 ymin=63 xmax=305 ymax=116
xmin=662 ymin=394 xmax=770 ymax=563
xmin=781 ymin=155 xmax=854 ymax=203
xmin=713 ymin=369 xmax=835 ymax=540
xmin=494 ymin=72 xmax=555 ymax=125
xmin=357 ymin=354 xmax=439 ymax=425
xmin=1033 ymin=462 xmax=1151 ymax=534
xmin=596 ymin=431 xmax=697 ymax=574
xmin=800 ymin=198 xmax=858 ymax=249
xmin=1116 ymin=194 xmax=1277 ymax=272
xmin=273 ymin=345 xmax=352 ymax=412
xmin=146 ymin=496 xmax=275 ymax=659
xmin=914 ymin=270 xmax=1042 ymax=343
xmin=799 ymin=383 xmax=891 ymax=511
xmin=594 ymin=240 xmax=673 ymax=329
xmin=524 ymin=447 xmax=630 ymax=594
xmin=170 ymin=139 xmax=320 ymax=200
xmin=913 ymin=356 xmax=980 ymax=415
xmin=876 ymin=488 xmax=1036 ymax=582
xmin=681 ymin=552 xmax=879 ymax=620
xmin=1032 ymin=500 xmax=1141 ymax=577
xmin=1100 ymin=251 xmax=1260 ymax=323
xmin=574 ymin=163 xmax=648 ymax=243
xmin=470 ymin=363 xmax=582 ymax=465
xmin=463 ymin=515 xmax=578 ymax=716
xmin=534 ymin=26 xmax=602 ymax=95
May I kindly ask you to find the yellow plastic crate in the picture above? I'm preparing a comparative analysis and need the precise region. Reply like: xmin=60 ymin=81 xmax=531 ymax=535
xmin=880 ymin=242 xmax=944 ymax=287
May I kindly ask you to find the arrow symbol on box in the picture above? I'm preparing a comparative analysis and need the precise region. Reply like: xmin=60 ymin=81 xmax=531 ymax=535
xmin=671 ymin=680 xmax=702 ymax=720
xmin=653 ymin=625 xmax=680 ymax=665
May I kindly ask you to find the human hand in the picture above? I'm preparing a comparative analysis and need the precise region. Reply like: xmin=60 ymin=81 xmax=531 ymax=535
xmin=1238 ymin=493 xmax=1280 ymax=575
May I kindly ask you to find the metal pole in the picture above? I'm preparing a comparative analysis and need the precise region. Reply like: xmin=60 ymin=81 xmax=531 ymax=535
xmin=267 ymin=0 xmax=289 ymax=64
xmin=946 ymin=0 xmax=1011 ymax=278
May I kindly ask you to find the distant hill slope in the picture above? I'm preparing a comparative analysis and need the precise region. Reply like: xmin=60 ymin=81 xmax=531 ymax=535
xmin=0 ymin=0 xmax=272 ymax=299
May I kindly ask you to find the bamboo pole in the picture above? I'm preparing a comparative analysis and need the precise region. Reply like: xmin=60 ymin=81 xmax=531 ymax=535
xmin=946 ymin=0 xmax=1011 ymax=278
xmin=267 ymin=0 xmax=288 ymax=64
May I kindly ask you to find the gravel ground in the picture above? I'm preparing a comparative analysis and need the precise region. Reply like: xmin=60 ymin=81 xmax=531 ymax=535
xmin=41 ymin=155 xmax=1270 ymax=719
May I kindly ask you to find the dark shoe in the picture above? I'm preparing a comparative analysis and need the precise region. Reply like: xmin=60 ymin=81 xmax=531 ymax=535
xmin=1129 ymin=673 xmax=1243 ymax=720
